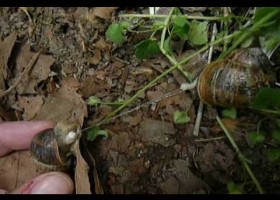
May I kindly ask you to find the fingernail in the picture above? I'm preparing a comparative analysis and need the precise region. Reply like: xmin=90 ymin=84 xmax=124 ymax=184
xmin=21 ymin=173 xmax=73 ymax=194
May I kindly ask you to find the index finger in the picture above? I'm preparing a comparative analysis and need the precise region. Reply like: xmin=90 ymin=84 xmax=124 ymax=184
xmin=0 ymin=121 xmax=55 ymax=157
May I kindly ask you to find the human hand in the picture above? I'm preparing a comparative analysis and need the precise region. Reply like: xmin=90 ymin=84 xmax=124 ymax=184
xmin=0 ymin=121 xmax=74 ymax=194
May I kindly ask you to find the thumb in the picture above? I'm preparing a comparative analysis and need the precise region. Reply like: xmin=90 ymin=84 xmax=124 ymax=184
xmin=11 ymin=172 xmax=74 ymax=194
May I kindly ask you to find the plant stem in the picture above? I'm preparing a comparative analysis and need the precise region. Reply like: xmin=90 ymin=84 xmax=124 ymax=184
xmin=216 ymin=116 xmax=264 ymax=194
xmin=119 ymin=14 xmax=245 ymax=21
xmin=158 ymin=7 xmax=192 ymax=81
xmin=253 ymin=108 xmax=280 ymax=115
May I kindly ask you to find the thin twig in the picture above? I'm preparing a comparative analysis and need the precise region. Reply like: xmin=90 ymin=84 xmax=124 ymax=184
xmin=192 ymin=23 xmax=217 ymax=136
xmin=193 ymin=101 xmax=204 ymax=137
xmin=0 ymin=50 xmax=42 ymax=98
xmin=216 ymin=116 xmax=264 ymax=194
xmin=195 ymin=136 xmax=225 ymax=142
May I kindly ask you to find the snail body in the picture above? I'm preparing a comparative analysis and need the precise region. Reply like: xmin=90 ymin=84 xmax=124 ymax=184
xmin=30 ymin=121 xmax=81 ymax=171
xmin=197 ymin=48 xmax=276 ymax=108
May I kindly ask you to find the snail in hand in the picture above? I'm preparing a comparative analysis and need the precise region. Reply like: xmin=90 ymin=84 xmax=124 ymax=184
xmin=197 ymin=47 xmax=276 ymax=108
xmin=30 ymin=121 xmax=81 ymax=171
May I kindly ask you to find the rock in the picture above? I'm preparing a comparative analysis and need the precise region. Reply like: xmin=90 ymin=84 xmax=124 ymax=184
xmin=138 ymin=118 xmax=176 ymax=147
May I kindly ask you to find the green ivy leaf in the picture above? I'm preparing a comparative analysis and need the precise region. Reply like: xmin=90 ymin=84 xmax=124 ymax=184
xmin=173 ymin=7 xmax=182 ymax=15
xmin=106 ymin=23 xmax=125 ymax=45
xmin=87 ymin=126 xmax=108 ymax=142
xmin=267 ymin=148 xmax=280 ymax=162
xmin=188 ymin=20 xmax=208 ymax=45
xmin=227 ymin=181 xmax=243 ymax=194
xmin=135 ymin=39 xmax=161 ymax=59
xmin=87 ymin=96 xmax=101 ymax=106
xmin=250 ymin=88 xmax=280 ymax=110
xmin=174 ymin=110 xmax=190 ymax=124
xmin=248 ymin=131 xmax=266 ymax=147
xmin=120 ymin=21 xmax=130 ymax=30
xmin=222 ymin=108 xmax=237 ymax=120
xmin=172 ymin=16 xmax=189 ymax=40
xmin=153 ymin=20 xmax=165 ymax=30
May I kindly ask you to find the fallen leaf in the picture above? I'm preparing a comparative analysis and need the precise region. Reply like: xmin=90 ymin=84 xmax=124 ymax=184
xmin=0 ymin=151 xmax=41 ymax=192
xmin=63 ymin=65 xmax=78 ymax=75
xmin=35 ymin=77 xmax=87 ymax=126
xmin=121 ymin=111 xmax=143 ymax=126
xmin=90 ymin=7 xmax=118 ymax=20
xmin=18 ymin=95 xmax=44 ymax=120
xmin=94 ymin=38 xmax=111 ymax=50
xmin=172 ymin=159 xmax=207 ymax=194
xmin=0 ymin=32 xmax=17 ymax=91
xmin=55 ymin=77 xmax=87 ymax=124
xmin=14 ymin=42 xmax=54 ymax=94
xmin=115 ymin=132 xmax=130 ymax=153
xmin=79 ymin=76 xmax=108 ymax=98
xmin=73 ymin=140 xmax=92 ymax=194
xmin=87 ymin=49 xmax=101 ymax=65
xmin=34 ymin=97 xmax=73 ymax=122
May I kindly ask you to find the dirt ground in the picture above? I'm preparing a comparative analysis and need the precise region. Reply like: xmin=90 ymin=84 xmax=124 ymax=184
xmin=0 ymin=7 xmax=279 ymax=194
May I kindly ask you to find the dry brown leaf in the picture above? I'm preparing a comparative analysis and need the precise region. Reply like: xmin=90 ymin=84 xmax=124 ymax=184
xmin=0 ymin=32 xmax=17 ymax=91
xmin=146 ymin=90 xmax=164 ymax=101
xmin=53 ymin=77 xmax=87 ymax=125
xmin=14 ymin=43 xmax=54 ymax=94
xmin=0 ymin=151 xmax=41 ymax=192
xmin=79 ymin=76 xmax=108 ymax=98
xmin=87 ymin=49 xmax=101 ymax=65
xmin=95 ymin=38 xmax=111 ymax=50
xmin=63 ymin=65 xmax=78 ymax=75
xmin=34 ymin=97 xmax=73 ymax=122
xmin=35 ymin=77 xmax=87 ymax=126
xmin=18 ymin=95 xmax=44 ymax=120
xmin=73 ymin=140 xmax=91 ymax=194
xmin=90 ymin=7 xmax=118 ymax=20
xmin=121 ymin=111 xmax=143 ymax=126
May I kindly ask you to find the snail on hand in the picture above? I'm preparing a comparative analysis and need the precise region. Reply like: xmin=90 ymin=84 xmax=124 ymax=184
xmin=197 ymin=47 xmax=276 ymax=108
xmin=30 ymin=121 xmax=81 ymax=171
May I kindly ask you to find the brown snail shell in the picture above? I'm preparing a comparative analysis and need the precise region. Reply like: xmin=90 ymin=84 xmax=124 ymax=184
xmin=197 ymin=48 xmax=276 ymax=108
xmin=30 ymin=121 xmax=81 ymax=171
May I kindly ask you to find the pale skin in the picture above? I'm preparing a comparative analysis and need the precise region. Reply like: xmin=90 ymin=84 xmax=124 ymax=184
xmin=0 ymin=121 xmax=74 ymax=194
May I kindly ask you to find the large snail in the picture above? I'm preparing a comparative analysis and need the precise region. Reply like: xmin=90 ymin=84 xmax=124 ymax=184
xmin=30 ymin=121 xmax=81 ymax=171
xmin=197 ymin=47 xmax=276 ymax=108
